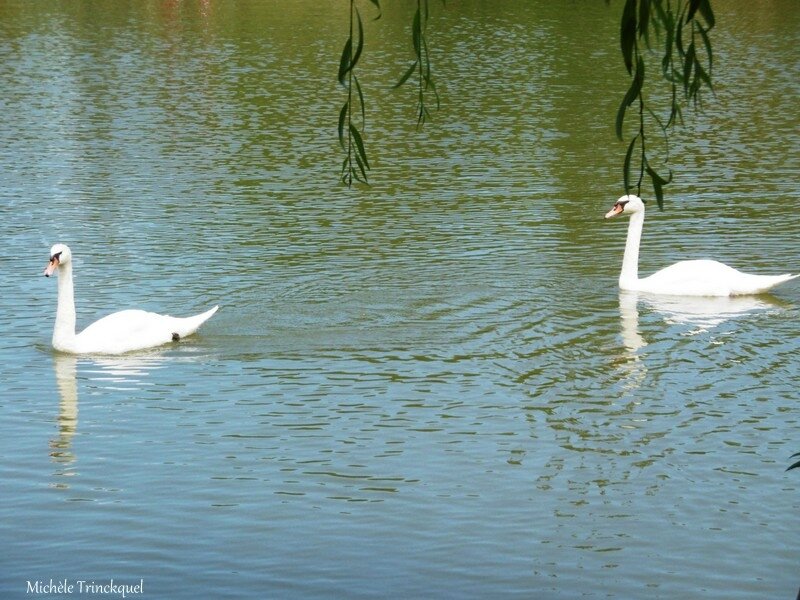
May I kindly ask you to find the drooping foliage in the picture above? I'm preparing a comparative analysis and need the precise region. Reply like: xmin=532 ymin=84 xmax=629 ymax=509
xmin=617 ymin=0 xmax=715 ymax=208
xmin=337 ymin=0 xmax=380 ymax=186
xmin=338 ymin=0 xmax=716 ymax=205
xmin=393 ymin=0 xmax=440 ymax=129
xmin=338 ymin=0 xmax=440 ymax=186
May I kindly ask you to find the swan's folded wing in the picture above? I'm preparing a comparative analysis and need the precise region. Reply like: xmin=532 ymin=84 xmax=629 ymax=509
xmin=75 ymin=307 xmax=217 ymax=354
xmin=642 ymin=260 xmax=797 ymax=296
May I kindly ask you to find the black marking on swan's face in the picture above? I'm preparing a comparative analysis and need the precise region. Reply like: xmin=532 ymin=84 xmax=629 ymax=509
xmin=605 ymin=198 xmax=632 ymax=219
xmin=44 ymin=251 xmax=63 ymax=277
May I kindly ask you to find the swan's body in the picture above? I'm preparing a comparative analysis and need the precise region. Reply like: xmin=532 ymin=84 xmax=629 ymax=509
xmin=605 ymin=195 xmax=797 ymax=296
xmin=44 ymin=244 xmax=218 ymax=354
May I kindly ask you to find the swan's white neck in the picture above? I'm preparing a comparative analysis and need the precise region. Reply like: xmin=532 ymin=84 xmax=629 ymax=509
xmin=53 ymin=263 xmax=77 ymax=352
xmin=620 ymin=209 xmax=644 ymax=289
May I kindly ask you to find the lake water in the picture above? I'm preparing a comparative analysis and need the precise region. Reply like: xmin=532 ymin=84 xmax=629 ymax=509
xmin=1 ymin=1 xmax=799 ymax=598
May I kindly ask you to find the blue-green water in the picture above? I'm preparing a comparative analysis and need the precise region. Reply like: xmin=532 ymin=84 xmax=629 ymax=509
xmin=1 ymin=1 xmax=799 ymax=598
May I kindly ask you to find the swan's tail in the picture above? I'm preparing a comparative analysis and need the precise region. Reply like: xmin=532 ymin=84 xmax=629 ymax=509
xmin=768 ymin=273 xmax=799 ymax=288
xmin=738 ymin=273 xmax=799 ymax=295
xmin=175 ymin=305 xmax=219 ymax=337
xmin=777 ymin=273 xmax=800 ymax=286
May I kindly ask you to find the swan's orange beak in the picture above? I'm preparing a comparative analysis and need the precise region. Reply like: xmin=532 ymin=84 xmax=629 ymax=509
xmin=44 ymin=256 xmax=59 ymax=277
xmin=605 ymin=203 xmax=625 ymax=219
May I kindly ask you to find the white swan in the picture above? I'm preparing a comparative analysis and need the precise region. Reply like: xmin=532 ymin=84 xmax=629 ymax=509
xmin=605 ymin=195 xmax=797 ymax=296
xmin=44 ymin=244 xmax=218 ymax=354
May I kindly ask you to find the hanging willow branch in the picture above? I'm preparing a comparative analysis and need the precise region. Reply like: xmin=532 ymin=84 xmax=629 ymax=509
xmin=338 ymin=0 xmax=380 ymax=186
xmin=334 ymin=0 xmax=715 ymax=198
xmin=394 ymin=0 xmax=441 ymax=128
xmin=617 ymin=0 xmax=715 ymax=208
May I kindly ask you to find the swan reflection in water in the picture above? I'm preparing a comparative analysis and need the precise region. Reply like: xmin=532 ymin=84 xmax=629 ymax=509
xmin=617 ymin=291 xmax=782 ymax=387
xmin=50 ymin=351 xmax=169 ymax=488
xmin=51 ymin=354 xmax=78 ymax=474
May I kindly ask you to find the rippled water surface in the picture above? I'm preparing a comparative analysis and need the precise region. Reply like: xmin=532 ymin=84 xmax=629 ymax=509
xmin=1 ymin=1 xmax=799 ymax=598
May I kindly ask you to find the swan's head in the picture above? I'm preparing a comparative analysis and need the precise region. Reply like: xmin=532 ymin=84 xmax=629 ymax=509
xmin=43 ymin=244 xmax=72 ymax=277
xmin=605 ymin=194 xmax=645 ymax=219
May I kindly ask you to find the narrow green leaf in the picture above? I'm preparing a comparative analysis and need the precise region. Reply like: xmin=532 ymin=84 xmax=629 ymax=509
xmin=686 ymin=0 xmax=702 ymax=23
xmin=623 ymin=135 xmax=637 ymax=194
xmin=349 ymin=123 xmax=370 ymax=171
xmin=652 ymin=181 xmax=664 ymax=209
xmin=636 ymin=53 xmax=645 ymax=84
xmin=354 ymin=75 xmax=366 ymax=126
xmin=695 ymin=59 xmax=712 ymax=89
xmin=366 ymin=0 xmax=382 ymax=20
xmin=646 ymin=163 xmax=671 ymax=210
xmin=352 ymin=8 xmax=365 ymax=70
xmin=412 ymin=7 xmax=422 ymax=56
xmin=675 ymin=5 xmax=687 ymax=58
xmin=648 ymin=164 xmax=672 ymax=187
xmin=662 ymin=25 xmax=674 ymax=79
xmin=652 ymin=0 xmax=668 ymax=34
xmin=787 ymin=459 xmax=800 ymax=471
xmin=638 ymin=0 xmax=651 ymax=45
xmin=699 ymin=0 xmax=715 ymax=29
xmin=354 ymin=153 xmax=368 ymax=183
xmin=421 ymin=36 xmax=431 ymax=78
xmin=338 ymin=101 xmax=349 ymax=150
xmin=394 ymin=61 xmax=418 ymax=89
xmin=683 ymin=41 xmax=696 ymax=96
xmin=620 ymin=0 xmax=637 ymax=74
xmin=338 ymin=38 xmax=352 ymax=86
